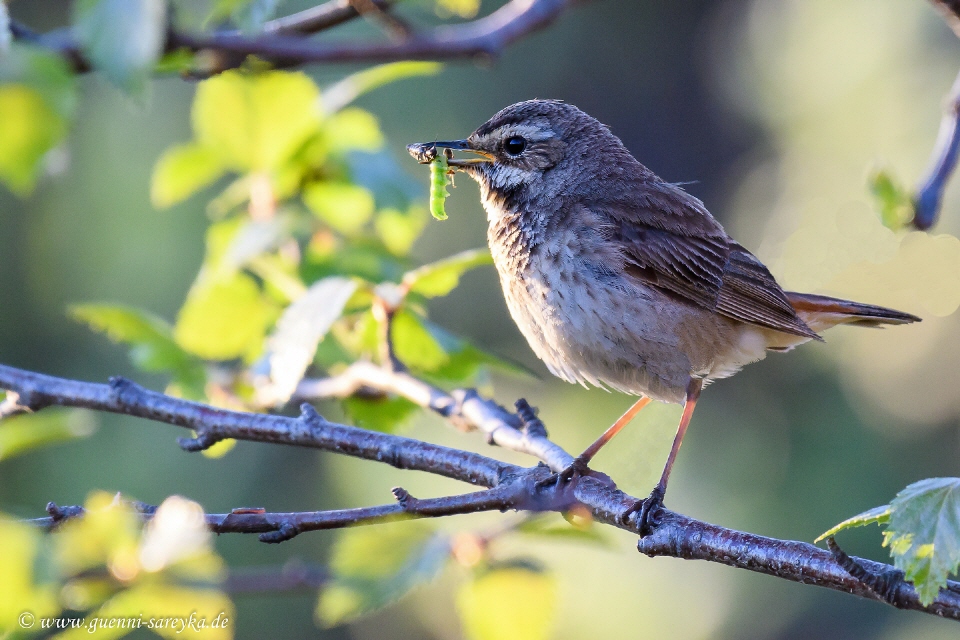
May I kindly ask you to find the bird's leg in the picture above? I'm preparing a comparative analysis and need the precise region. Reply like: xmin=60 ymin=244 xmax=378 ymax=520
xmin=541 ymin=395 xmax=652 ymax=487
xmin=625 ymin=377 xmax=703 ymax=535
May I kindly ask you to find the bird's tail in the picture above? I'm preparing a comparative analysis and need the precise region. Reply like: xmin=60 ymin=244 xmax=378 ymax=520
xmin=785 ymin=292 xmax=921 ymax=333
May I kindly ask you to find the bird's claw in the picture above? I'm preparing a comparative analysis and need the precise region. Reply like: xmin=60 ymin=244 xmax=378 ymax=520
xmin=622 ymin=485 xmax=665 ymax=536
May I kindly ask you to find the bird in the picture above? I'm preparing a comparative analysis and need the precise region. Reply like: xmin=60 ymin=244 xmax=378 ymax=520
xmin=407 ymin=99 xmax=920 ymax=533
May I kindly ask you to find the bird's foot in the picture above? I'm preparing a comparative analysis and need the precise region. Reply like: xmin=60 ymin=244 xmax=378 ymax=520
xmin=536 ymin=455 xmax=591 ymax=490
xmin=621 ymin=485 xmax=665 ymax=536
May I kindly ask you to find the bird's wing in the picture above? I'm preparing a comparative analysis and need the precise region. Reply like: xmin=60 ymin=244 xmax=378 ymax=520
xmin=608 ymin=181 xmax=820 ymax=339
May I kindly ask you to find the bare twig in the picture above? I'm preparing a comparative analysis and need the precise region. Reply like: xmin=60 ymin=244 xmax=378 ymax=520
xmin=5 ymin=361 xmax=960 ymax=619
xmin=913 ymin=67 xmax=960 ymax=230
xmin=294 ymin=361 xmax=575 ymax=471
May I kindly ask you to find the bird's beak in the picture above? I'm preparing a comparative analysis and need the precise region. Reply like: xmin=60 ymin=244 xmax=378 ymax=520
xmin=406 ymin=140 xmax=494 ymax=168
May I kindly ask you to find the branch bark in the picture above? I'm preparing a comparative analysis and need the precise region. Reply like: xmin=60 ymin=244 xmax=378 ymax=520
xmin=4 ymin=361 xmax=960 ymax=619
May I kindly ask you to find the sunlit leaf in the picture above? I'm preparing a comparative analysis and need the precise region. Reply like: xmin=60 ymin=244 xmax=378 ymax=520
xmin=0 ymin=410 xmax=96 ymax=461
xmin=342 ymin=396 xmax=419 ymax=433
xmin=436 ymin=0 xmax=481 ymax=18
xmin=0 ymin=85 xmax=65 ymax=195
xmin=869 ymin=169 xmax=913 ymax=231
xmin=257 ymin=277 xmax=358 ymax=405
xmin=321 ymin=62 xmax=443 ymax=114
xmin=73 ymin=0 xmax=167 ymax=95
xmin=151 ymin=142 xmax=226 ymax=208
xmin=0 ymin=517 xmax=59 ymax=631
xmin=815 ymin=504 xmax=891 ymax=543
xmin=192 ymin=70 xmax=322 ymax=171
xmin=883 ymin=477 xmax=960 ymax=605
xmin=324 ymin=108 xmax=384 ymax=153
xmin=402 ymin=249 xmax=493 ymax=298
xmin=139 ymin=496 xmax=224 ymax=580
xmin=391 ymin=309 xmax=448 ymax=372
xmin=304 ymin=182 xmax=376 ymax=235
xmin=375 ymin=206 xmax=428 ymax=256
xmin=54 ymin=492 xmax=142 ymax=578
xmin=457 ymin=566 xmax=556 ymax=640
xmin=317 ymin=522 xmax=449 ymax=626
xmin=174 ymin=273 xmax=276 ymax=361
xmin=70 ymin=304 xmax=206 ymax=391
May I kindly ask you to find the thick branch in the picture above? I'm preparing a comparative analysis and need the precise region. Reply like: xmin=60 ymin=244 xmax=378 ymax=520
xmin=295 ymin=361 xmax=574 ymax=471
xmin=5 ymin=361 xmax=960 ymax=619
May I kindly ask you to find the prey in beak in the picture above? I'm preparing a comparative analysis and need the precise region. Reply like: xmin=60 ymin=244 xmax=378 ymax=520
xmin=406 ymin=140 xmax=494 ymax=168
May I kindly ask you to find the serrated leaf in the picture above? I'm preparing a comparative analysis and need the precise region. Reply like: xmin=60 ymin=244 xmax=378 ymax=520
xmin=151 ymin=142 xmax=226 ymax=208
xmin=175 ymin=273 xmax=276 ymax=361
xmin=402 ymin=249 xmax=493 ymax=298
xmin=884 ymin=477 xmax=960 ymax=605
xmin=342 ymin=396 xmax=419 ymax=433
xmin=193 ymin=70 xmax=322 ymax=171
xmin=0 ymin=410 xmax=96 ymax=461
xmin=73 ymin=0 xmax=167 ymax=96
xmin=815 ymin=504 xmax=891 ymax=543
xmin=322 ymin=62 xmax=443 ymax=114
xmin=457 ymin=566 xmax=556 ymax=640
xmin=70 ymin=304 xmax=206 ymax=391
xmin=304 ymin=182 xmax=376 ymax=235
xmin=391 ymin=309 xmax=448 ymax=372
xmin=318 ymin=522 xmax=449 ymax=626
xmin=257 ymin=277 xmax=357 ymax=405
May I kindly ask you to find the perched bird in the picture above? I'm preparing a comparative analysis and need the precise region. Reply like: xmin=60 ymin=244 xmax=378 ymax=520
xmin=408 ymin=100 xmax=920 ymax=531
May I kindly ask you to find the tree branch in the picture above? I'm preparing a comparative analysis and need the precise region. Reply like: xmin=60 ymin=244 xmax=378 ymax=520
xmin=913 ymin=66 xmax=960 ymax=230
xmin=5 ymin=361 xmax=960 ymax=619
xmin=294 ymin=361 xmax=575 ymax=471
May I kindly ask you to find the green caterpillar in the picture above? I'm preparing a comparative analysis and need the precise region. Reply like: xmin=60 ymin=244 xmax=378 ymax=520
xmin=429 ymin=151 xmax=452 ymax=221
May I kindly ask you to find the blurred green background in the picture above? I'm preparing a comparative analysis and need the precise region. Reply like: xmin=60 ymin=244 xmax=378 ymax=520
xmin=4 ymin=0 xmax=960 ymax=637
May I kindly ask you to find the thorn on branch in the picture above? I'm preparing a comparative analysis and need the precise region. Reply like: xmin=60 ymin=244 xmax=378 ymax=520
xmin=177 ymin=430 xmax=225 ymax=452
xmin=392 ymin=486 xmax=419 ymax=511
xmin=515 ymin=398 xmax=548 ymax=438
xmin=827 ymin=537 xmax=906 ymax=605
xmin=259 ymin=522 xmax=301 ymax=544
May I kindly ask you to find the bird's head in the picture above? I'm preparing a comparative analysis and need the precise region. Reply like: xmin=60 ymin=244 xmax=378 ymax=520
xmin=408 ymin=100 xmax=626 ymax=203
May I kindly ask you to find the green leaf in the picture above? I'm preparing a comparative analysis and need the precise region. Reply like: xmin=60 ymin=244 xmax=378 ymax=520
xmin=883 ymin=477 xmax=960 ymax=605
xmin=869 ymin=169 xmax=913 ymax=231
xmin=375 ymin=206 xmax=428 ymax=256
xmin=192 ymin=70 xmax=322 ymax=171
xmin=516 ymin=515 xmax=611 ymax=548
xmin=402 ymin=249 xmax=493 ymax=298
xmin=342 ymin=396 xmax=419 ymax=433
xmin=175 ymin=273 xmax=276 ymax=361
xmin=73 ymin=0 xmax=167 ymax=95
xmin=0 ymin=517 xmax=59 ymax=629
xmin=457 ymin=566 xmax=557 ymax=640
xmin=257 ymin=277 xmax=358 ymax=405
xmin=318 ymin=522 xmax=449 ymax=626
xmin=815 ymin=504 xmax=891 ymax=543
xmin=70 ymin=304 xmax=206 ymax=390
xmin=324 ymin=107 xmax=383 ymax=153
xmin=0 ymin=410 xmax=96 ymax=461
xmin=304 ymin=182 xmax=376 ymax=235
xmin=435 ymin=0 xmax=481 ymax=18
xmin=322 ymin=62 xmax=443 ymax=113
xmin=391 ymin=309 xmax=449 ymax=372
xmin=151 ymin=142 xmax=226 ymax=208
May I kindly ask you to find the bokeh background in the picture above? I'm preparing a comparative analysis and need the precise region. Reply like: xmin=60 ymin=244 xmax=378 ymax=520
xmin=4 ymin=0 xmax=960 ymax=637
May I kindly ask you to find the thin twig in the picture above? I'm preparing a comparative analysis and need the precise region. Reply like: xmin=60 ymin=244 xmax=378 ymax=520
xmin=224 ymin=560 xmax=329 ymax=594
xmin=294 ymin=361 xmax=574 ymax=471
xmin=913 ymin=67 xmax=960 ymax=229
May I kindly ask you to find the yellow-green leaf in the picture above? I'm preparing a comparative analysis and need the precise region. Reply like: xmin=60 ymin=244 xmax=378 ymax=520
xmin=174 ymin=273 xmax=275 ymax=360
xmin=0 ymin=517 xmax=59 ymax=630
xmin=324 ymin=108 xmax=383 ymax=153
xmin=0 ymin=84 xmax=66 ymax=195
xmin=457 ymin=567 xmax=556 ymax=640
xmin=0 ymin=410 xmax=96 ymax=461
xmin=435 ymin=0 xmax=481 ymax=18
xmin=151 ymin=142 xmax=226 ymax=208
xmin=402 ymin=249 xmax=493 ymax=298
xmin=304 ymin=182 xmax=375 ymax=235
xmin=192 ymin=70 xmax=322 ymax=171
xmin=815 ymin=504 xmax=891 ymax=543
xmin=391 ymin=309 xmax=448 ymax=372
xmin=375 ymin=206 xmax=428 ymax=256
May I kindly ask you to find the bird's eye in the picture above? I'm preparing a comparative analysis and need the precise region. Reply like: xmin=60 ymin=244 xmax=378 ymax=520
xmin=503 ymin=136 xmax=526 ymax=156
